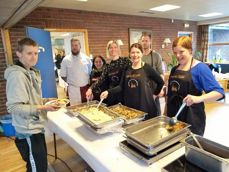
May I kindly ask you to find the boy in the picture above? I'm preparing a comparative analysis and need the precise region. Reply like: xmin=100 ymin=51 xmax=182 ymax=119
xmin=4 ymin=37 xmax=59 ymax=172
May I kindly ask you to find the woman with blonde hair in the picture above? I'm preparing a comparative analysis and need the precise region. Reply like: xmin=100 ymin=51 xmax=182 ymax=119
xmin=86 ymin=40 xmax=131 ymax=105
xmin=105 ymin=40 xmax=121 ymax=63
xmin=167 ymin=36 xmax=224 ymax=135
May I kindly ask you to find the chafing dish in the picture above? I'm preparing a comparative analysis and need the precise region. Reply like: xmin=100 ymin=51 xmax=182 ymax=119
xmin=84 ymin=118 xmax=124 ymax=134
xmin=66 ymin=100 xmax=106 ymax=116
xmin=184 ymin=135 xmax=229 ymax=172
xmin=125 ymin=116 xmax=190 ymax=155
xmin=120 ymin=140 xmax=183 ymax=165
xmin=108 ymin=103 xmax=146 ymax=124
xmin=76 ymin=104 xmax=124 ymax=134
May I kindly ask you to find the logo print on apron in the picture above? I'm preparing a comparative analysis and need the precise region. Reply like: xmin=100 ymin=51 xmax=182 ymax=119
xmin=170 ymin=80 xmax=180 ymax=93
xmin=128 ymin=79 xmax=138 ymax=88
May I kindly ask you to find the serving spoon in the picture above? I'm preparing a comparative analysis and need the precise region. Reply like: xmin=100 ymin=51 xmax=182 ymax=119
xmin=87 ymin=98 xmax=90 ymax=107
xmin=97 ymin=98 xmax=104 ymax=109
xmin=169 ymin=102 xmax=186 ymax=125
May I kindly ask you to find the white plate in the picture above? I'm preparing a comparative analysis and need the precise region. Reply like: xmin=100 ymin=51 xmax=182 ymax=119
xmin=45 ymin=99 xmax=69 ymax=107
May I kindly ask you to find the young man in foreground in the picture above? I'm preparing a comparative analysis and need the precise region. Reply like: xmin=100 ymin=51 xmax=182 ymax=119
xmin=5 ymin=37 xmax=59 ymax=172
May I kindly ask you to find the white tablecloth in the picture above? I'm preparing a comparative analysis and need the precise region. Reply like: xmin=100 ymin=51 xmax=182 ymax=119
xmin=47 ymin=109 xmax=185 ymax=172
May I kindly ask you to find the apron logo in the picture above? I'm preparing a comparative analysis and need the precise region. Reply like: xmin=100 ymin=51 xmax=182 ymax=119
xmin=128 ymin=79 xmax=138 ymax=88
xmin=170 ymin=80 xmax=180 ymax=93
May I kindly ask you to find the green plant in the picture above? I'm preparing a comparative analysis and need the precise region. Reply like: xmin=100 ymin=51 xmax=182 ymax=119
xmin=194 ymin=51 xmax=202 ymax=61
xmin=167 ymin=52 xmax=177 ymax=71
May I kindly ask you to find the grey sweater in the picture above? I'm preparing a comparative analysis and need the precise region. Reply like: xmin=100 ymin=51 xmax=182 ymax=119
xmin=142 ymin=51 xmax=163 ymax=75
xmin=4 ymin=65 xmax=46 ymax=134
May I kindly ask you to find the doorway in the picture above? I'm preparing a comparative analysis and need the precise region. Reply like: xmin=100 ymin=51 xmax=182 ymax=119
xmin=46 ymin=29 xmax=90 ymax=98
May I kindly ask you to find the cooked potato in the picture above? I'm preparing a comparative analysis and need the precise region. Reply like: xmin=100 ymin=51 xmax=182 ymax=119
xmin=79 ymin=107 xmax=113 ymax=124
xmin=110 ymin=107 xmax=139 ymax=119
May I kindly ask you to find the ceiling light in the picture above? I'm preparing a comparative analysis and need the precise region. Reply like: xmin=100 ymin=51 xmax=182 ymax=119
xmin=199 ymin=12 xmax=222 ymax=17
xmin=62 ymin=33 xmax=70 ymax=37
xmin=150 ymin=4 xmax=180 ymax=12
xmin=75 ymin=0 xmax=88 ymax=2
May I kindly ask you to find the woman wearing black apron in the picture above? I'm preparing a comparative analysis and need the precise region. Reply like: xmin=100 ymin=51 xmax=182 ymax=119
xmin=100 ymin=43 xmax=164 ymax=119
xmin=167 ymin=36 xmax=224 ymax=136
xmin=86 ymin=40 xmax=131 ymax=105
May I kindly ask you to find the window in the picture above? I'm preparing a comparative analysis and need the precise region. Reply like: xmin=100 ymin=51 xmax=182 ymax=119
xmin=208 ymin=24 xmax=229 ymax=62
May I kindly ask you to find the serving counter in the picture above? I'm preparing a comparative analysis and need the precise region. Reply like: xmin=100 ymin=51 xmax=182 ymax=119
xmin=47 ymin=109 xmax=185 ymax=172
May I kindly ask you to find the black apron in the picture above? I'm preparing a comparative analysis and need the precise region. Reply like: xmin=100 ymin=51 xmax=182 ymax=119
xmin=107 ymin=67 xmax=123 ymax=105
xmin=124 ymin=66 xmax=158 ymax=120
xmin=90 ymin=69 xmax=107 ymax=101
xmin=167 ymin=59 xmax=206 ymax=135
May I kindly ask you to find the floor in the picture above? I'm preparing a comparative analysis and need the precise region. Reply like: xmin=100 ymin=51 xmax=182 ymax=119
xmin=0 ymin=88 xmax=228 ymax=172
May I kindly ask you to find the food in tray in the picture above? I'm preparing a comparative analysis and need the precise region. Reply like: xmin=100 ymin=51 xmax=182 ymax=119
xmin=165 ymin=122 xmax=185 ymax=132
xmin=45 ymin=99 xmax=69 ymax=107
xmin=78 ymin=107 xmax=113 ymax=124
xmin=110 ymin=106 xmax=139 ymax=120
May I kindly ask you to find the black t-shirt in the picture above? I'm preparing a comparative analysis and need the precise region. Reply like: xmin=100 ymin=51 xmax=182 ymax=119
xmin=91 ymin=57 xmax=131 ymax=105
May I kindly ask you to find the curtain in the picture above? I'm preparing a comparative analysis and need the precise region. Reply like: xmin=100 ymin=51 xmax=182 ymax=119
xmin=198 ymin=25 xmax=209 ymax=62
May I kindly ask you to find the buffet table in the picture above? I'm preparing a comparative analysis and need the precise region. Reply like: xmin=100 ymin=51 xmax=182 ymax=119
xmin=47 ymin=109 xmax=185 ymax=172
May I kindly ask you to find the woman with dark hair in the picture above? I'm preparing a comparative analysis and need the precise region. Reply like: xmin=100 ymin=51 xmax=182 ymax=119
xmin=100 ymin=43 xmax=164 ymax=119
xmin=167 ymin=36 xmax=224 ymax=135
xmin=90 ymin=55 xmax=106 ymax=101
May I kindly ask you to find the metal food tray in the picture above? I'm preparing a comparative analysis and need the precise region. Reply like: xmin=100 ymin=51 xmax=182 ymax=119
xmin=126 ymin=130 xmax=188 ymax=156
xmin=125 ymin=116 xmax=190 ymax=150
xmin=184 ymin=135 xmax=229 ymax=172
xmin=66 ymin=100 xmax=106 ymax=116
xmin=77 ymin=104 xmax=124 ymax=129
xmin=120 ymin=140 xmax=183 ymax=165
xmin=84 ymin=119 xmax=124 ymax=134
xmin=108 ymin=103 xmax=146 ymax=124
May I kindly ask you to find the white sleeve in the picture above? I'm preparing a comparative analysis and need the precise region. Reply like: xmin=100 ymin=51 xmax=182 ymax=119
xmin=88 ymin=58 xmax=92 ymax=74
xmin=60 ymin=59 xmax=67 ymax=77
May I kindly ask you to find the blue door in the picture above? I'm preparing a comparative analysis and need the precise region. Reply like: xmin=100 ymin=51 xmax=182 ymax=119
xmin=26 ymin=27 xmax=57 ymax=98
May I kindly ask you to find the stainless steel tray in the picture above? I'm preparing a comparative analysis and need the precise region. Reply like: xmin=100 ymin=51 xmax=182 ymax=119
xmin=85 ymin=119 xmax=124 ymax=134
xmin=184 ymin=135 xmax=229 ymax=172
xmin=120 ymin=140 xmax=183 ymax=165
xmin=77 ymin=104 xmax=123 ymax=129
xmin=126 ymin=129 xmax=188 ymax=155
xmin=125 ymin=116 xmax=190 ymax=150
xmin=66 ymin=100 xmax=106 ymax=116
xmin=108 ymin=103 xmax=146 ymax=124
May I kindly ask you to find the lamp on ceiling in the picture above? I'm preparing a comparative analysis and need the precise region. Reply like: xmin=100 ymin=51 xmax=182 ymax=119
xmin=162 ymin=38 xmax=171 ymax=48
